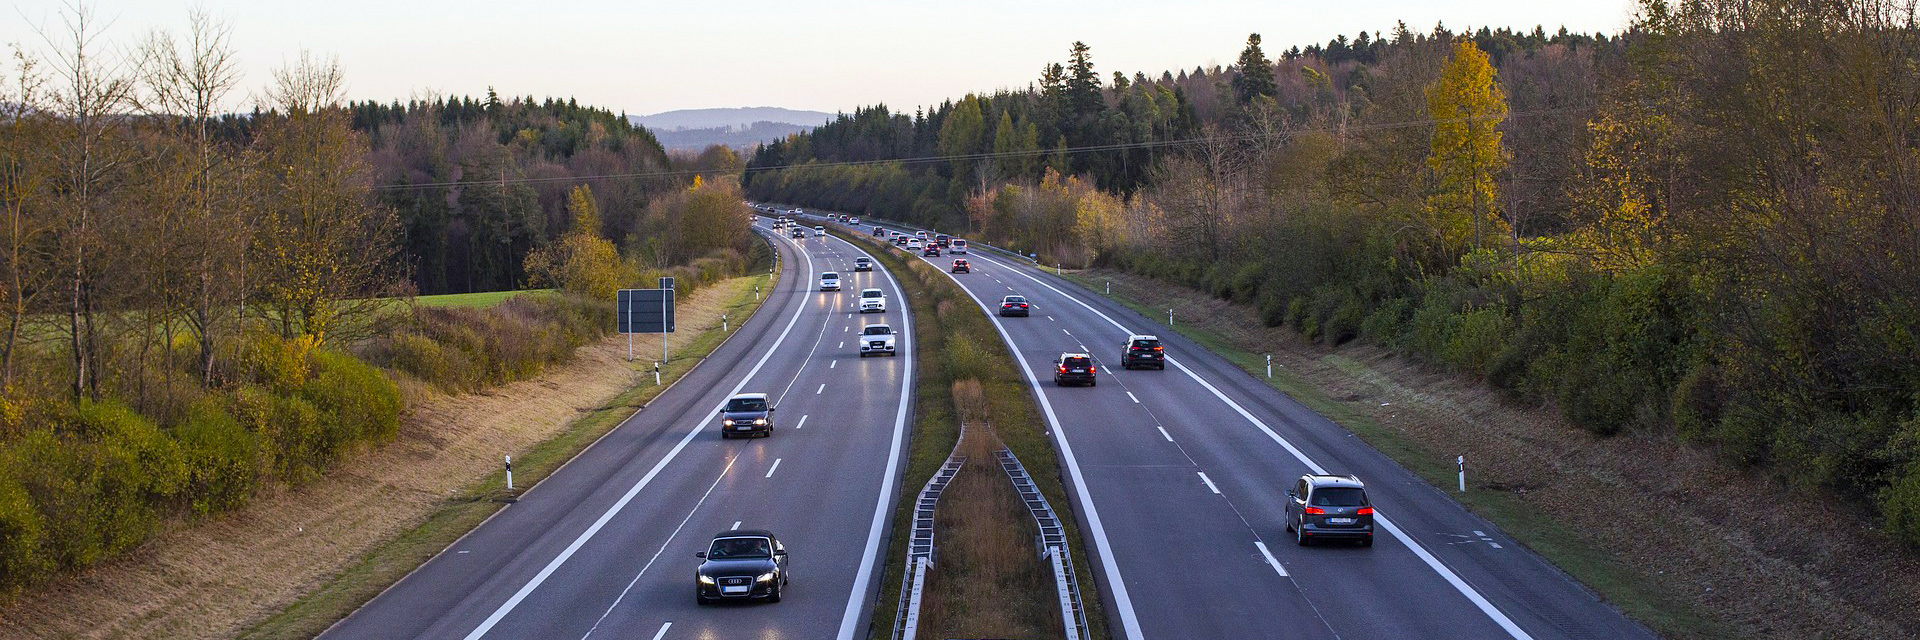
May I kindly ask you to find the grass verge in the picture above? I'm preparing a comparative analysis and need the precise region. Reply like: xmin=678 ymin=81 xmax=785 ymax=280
xmin=413 ymin=288 xmax=556 ymax=308
xmin=840 ymin=228 xmax=1105 ymax=640
xmin=1063 ymin=269 xmax=1725 ymax=639
xmin=241 ymin=265 xmax=775 ymax=640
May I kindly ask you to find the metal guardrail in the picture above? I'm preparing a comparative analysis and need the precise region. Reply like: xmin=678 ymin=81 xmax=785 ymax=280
xmin=891 ymin=425 xmax=968 ymax=640
xmin=999 ymin=447 xmax=1092 ymax=640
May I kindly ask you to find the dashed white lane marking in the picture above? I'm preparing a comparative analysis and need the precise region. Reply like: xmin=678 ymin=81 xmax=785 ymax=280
xmin=765 ymin=459 xmax=782 ymax=478
xmin=797 ymin=415 xmax=808 ymax=429
xmin=731 ymin=520 xmax=742 ymax=530
xmin=649 ymin=622 xmax=671 ymax=640
xmin=830 ymin=360 xmax=837 ymax=369
xmin=1198 ymin=472 xmax=1221 ymax=494
xmin=1254 ymin=541 xmax=1289 ymax=577
xmin=816 ymin=383 xmax=826 ymax=395
xmin=838 ymin=341 xmax=844 ymax=349
xmin=1157 ymin=426 xmax=1173 ymax=442
xmin=844 ymin=326 xmax=849 ymax=332
xmin=1127 ymin=392 xmax=1140 ymax=403
xmin=1047 ymin=315 xmax=1055 ymax=321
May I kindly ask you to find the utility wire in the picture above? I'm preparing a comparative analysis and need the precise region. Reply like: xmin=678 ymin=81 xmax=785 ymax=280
xmin=370 ymin=104 xmax=1594 ymax=192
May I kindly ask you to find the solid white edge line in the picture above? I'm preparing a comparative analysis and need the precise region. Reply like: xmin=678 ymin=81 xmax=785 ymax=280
xmin=1198 ymin=471 xmax=1221 ymax=494
xmin=460 ymin=231 xmax=819 ymax=640
xmin=1126 ymin=391 xmax=1139 ymax=404
xmin=966 ymin=251 xmax=1536 ymax=640
xmin=649 ymin=622 xmax=672 ymax=640
xmin=1254 ymin=541 xmax=1289 ymax=577
xmin=835 ymin=231 xmax=916 ymax=640
xmin=1157 ymin=426 xmax=1173 ymax=442
xmin=913 ymin=250 xmax=1146 ymax=640
xmin=766 ymin=458 xmax=782 ymax=479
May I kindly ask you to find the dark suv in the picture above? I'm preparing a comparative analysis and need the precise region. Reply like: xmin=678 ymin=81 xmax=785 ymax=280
xmin=1285 ymin=475 xmax=1374 ymax=546
xmin=718 ymin=393 xmax=775 ymax=438
xmin=1054 ymin=353 xmax=1097 ymax=386
xmin=695 ymin=529 xmax=788 ymax=604
xmin=1120 ymin=334 xmax=1164 ymax=370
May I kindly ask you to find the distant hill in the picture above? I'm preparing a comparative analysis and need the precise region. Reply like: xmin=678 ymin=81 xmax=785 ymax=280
xmin=630 ymin=107 xmax=835 ymax=151
xmin=630 ymin=107 xmax=833 ymax=133
xmin=650 ymin=121 xmax=815 ymax=151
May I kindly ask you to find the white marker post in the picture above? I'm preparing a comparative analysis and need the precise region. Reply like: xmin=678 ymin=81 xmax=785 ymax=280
xmin=1168 ymin=308 xmax=1175 ymax=327
xmin=654 ymin=361 xmax=662 ymax=386
xmin=723 ymin=314 xmax=729 ymax=332
xmin=1266 ymin=354 xmax=1273 ymax=379
xmin=504 ymin=455 xmax=514 ymax=490
xmin=1105 ymin=280 xmax=1110 ymax=295
xmin=1457 ymin=455 xmax=1466 ymax=493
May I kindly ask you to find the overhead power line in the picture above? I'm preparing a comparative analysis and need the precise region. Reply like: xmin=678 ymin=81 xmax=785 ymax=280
xmin=370 ymin=104 xmax=1594 ymax=192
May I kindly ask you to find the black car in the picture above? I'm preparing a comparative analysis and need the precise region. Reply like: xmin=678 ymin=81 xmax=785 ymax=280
xmin=922 ymin=245 xmax=941 ymax=257
xmin=1054 ymin=353 xmax=1096 ymax=386
xmin=872 ymin=226 xmax=887 ymax=236
xmin=951 ymin=259 xmax=970 ymax=273
xmin=854 ymin=257 xmax=873 ymax=272
xmin=1120 ymin=334 xmax=1165 ymax=370
xmin=1285 ymin=475 xmax=1375 ymax=547
xmin=790 ymin=228 xmax=805 ymax=238
xmin=718 ymin=393 xmax=775 ymax=438
xmin=695 ymin=529 xmax=788 ymax=604
xmin=999 ymin=295 xmax=1030 ymax=317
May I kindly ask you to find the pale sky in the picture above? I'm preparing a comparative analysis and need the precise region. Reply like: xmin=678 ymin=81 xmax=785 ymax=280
xmin=3 ymin=1 xmax=1640 ymax=117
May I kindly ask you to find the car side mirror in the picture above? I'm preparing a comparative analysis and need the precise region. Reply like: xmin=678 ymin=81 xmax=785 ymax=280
xmin=695 ymin=552 xmax=706 ymax=558
xmin=774 ymin=550 xmax=787 ymax=557
xmin=1285 ymin=490 xmax=1297 ymax=499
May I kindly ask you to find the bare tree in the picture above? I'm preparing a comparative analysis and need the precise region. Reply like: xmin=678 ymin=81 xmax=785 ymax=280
xmin=0 ymin=47 xmax=53 ymax=385
xmin=38 ymin=1 xmax=137 ymax=399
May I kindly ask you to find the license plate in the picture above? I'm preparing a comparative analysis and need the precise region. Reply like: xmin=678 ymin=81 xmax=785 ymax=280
xmin=1328 ymin=517 xmax=1355 ymax=525
xmin=735 ymin=426 xmax=754 ymax=431
xmin=721 ymin=585 xmax=749 ymax=594
xmin=1071 ymin=369 xmax=1085 ymax=373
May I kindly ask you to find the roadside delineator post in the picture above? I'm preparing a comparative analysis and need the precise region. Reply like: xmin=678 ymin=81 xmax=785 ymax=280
xmin=1168 ymin=308 xmax=1175 ymax=327
xmin=654 ymin=361 xmax=662 ymax=386
xmin=723 ymin=314 xmax=729 ymax=332
xmin=1267 ymin=354 xmax=1273 ymax=379
xmin=1458 ymin=455 xmax=1467 ymax=493
xmin=504 ymin=455 xmax=514 ymax=490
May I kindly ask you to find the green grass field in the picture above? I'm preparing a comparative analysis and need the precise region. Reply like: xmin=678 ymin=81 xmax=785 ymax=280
xmin=409 ymin=289 xmax=556 ymax=308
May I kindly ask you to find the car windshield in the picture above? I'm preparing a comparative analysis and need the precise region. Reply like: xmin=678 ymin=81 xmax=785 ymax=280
xmin=724 ymin=397 xmax=767 ymax=412
xmin=1310 ymin=487 xmax=1368 ymax=507
xmin=822 ymin=273 xmax=838 ymax=279
xmin=863 ymin=326 xmax=891 ymax=336
xmin=863 ymin=290 xmax=883 ymax=298
xmin=707 ymin=537 xmax=772 ymax=559
xmin=1131 ymin=339 xmax=1160 ymax=350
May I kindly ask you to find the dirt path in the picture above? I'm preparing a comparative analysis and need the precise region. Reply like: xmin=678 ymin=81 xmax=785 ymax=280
xmin=1081 ymin=267 xmax=1920 ymax=640
xmin=0 ymin=280 xmax=753 ymax=640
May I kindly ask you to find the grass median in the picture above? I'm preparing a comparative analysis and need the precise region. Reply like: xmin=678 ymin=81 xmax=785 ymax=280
xmin=241 ymin=266 xmax=778 ymax=640
xmin=839 ymin=227 xmax=1107 ymax=640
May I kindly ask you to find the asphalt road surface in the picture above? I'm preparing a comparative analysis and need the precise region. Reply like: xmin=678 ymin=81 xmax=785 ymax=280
xmin=321 ymin=220 xmax=912 ymax=640
xmin=848 ymin=213 xmax=1657 ymax=640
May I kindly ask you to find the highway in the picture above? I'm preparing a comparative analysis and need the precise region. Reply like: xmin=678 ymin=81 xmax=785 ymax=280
xmin=320 ymin=220 xmax=912 ymax=640
xmin=840 ymin=213 xmax=1657 ymax=640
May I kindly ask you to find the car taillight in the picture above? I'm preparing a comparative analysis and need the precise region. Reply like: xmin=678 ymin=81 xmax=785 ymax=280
xmin=1058 ymin=366 xmax=1068 ymax=373
xmin=1356 ymin=507 xmax=1374 ymax=515
xmin=1303 ymin=506 xmax=1325 ymax=515
xmin=1154 ymin=346 xmax=1163 ymax=351
xmin=1088 ymin=366 xmax=1096 ymax=373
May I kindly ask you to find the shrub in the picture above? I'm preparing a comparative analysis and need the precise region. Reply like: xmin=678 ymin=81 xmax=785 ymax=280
xmin=302 ymin=349 xmax=403 ymax=459
xmin=1882 ymin=464 xmax=1920 ymax=546
xmin=173 ymin=399 xmax=261 ymax=514
xmin=0 ymin=471 xmax=48 ymax=594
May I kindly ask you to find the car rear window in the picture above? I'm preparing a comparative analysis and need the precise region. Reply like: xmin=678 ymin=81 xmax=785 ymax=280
xmin=1310 ymin=487 xmax=1368 ymax=507
xmin=1131 ymin=339 xmax=1160 ymax=350
xmin=725 ymin=397 xmax=767 ymax=412
xmin=1006 ymin=296 xmax=1026 ymax=303
xmin=1062 ymin=357 xmax=1091 ymax=367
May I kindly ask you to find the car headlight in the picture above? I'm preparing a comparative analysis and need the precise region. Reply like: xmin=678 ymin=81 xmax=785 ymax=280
xmin=699 ymin=575 xmax=716 ymax=584
xmin=753 ymin=418 xmax=767 ymax=425
xmin=722 ymin=418 xmax=735 ymax=426
xmin=756 ymin=572 xmax=776 ymax=582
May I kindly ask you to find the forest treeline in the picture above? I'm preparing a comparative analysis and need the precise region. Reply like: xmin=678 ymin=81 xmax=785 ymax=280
xmin=748 ymin=0 xmax=1920 ymax=545
xmin=0 ymin=7 xmax=753 ymax=594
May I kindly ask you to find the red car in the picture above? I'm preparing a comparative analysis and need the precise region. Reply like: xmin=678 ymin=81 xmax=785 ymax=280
xmin=951 ymin=259 xmax=970 ymax=273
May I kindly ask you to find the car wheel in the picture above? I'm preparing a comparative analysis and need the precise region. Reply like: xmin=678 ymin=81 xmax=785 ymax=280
xmin=1360 ymin=537 xmax=1374 ymax=548
xmin=767 ymin=582 xmax=782 ymax=603
xmin=720 ymin=432 xmax=731 ymax=440
xmin=696 ymin=592 xmax=711 ymax=606
xmin=1296 ymin=522 xmax=1310 ymax=547
xmin=1089 ymin=379 xmax=1096 ymax=387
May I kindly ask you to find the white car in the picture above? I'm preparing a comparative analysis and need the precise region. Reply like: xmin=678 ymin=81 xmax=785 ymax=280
xmin=849 ymin=217 xmax=861 ymax=225
xmin=859 ymin=324 xmax=897 ymax=357
xmin=820 ymin=271 xmax=840 ymax=291
xmin=813 ymin=226 xmax=826 ymax=237
xmin=906 ymin=238 xmax=923 ymax=249
xmin=858 ymin=288 xmax=887 ymax=313
xmin=950 ymin=239 xmax=968 ymax=254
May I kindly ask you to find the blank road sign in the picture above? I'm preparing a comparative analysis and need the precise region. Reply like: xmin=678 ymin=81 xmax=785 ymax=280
xmin=617 ymin=288 xmax=674 ymax=333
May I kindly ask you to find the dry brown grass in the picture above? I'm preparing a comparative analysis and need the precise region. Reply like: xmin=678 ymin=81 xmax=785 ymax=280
xmin=917 ymin=425 xmax=1060 ymax=639
xmin=952 ymin=380 xmax=989 ymax=424
xmin=0 ymin=277 xmax=761 ymax=640
xmin=1079 ymin=267 xmax=1920 ymax=640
